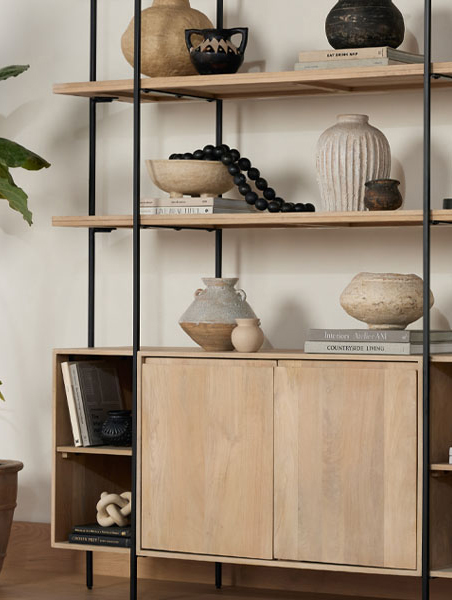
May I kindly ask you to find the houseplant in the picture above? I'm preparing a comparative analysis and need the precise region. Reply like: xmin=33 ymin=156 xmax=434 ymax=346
xmin=0 ymin=64 xmax=49 ymax=575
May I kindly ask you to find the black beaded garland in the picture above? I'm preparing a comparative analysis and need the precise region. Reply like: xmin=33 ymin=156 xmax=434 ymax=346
xmin=228 ymin=164 xmax=240 ymax=176
xmin=166 ymin=145 xmax=316 ymax=214
xmin=245 ymin=192 xmax=258 ymax=205
xmin=238 ymin=158 xmax=251 ymax=172
xmin=239 ymin=184 xmax=251 ymax=196
xmin=255 ymin=178 xmax=268 ymax=191
xmin=233 ymin=173 xmax=246 ymax=186
xmin=255 ymin=198 xmax=269 ymax=211
xmin=247 ymin=167 xmax=260 ymax=181
xmin=263 ymin=187 xmax=276 ymax=201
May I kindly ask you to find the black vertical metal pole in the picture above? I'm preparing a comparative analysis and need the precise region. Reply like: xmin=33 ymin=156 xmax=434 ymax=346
xmin=130 ymin=0 xmax=141 ymax=598
xmin=422 ymin=1 xmax=431 ymax=599
xmin=215 ymin=2 xmax=223 ymax=587
xmin=88 ymin=0 xmax=97 ymax=350
xmin=86 ymin=0 xmax=97 ymax=589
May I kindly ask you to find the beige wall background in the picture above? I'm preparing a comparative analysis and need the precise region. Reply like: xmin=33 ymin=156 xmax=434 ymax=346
xmin=1 ymin=0 xmax=452 ymax=522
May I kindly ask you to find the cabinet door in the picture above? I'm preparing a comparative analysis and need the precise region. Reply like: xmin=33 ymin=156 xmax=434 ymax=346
xmin=274 ymin=360 xmax=418 ymax=569
xmin=141 ymin=358 xmax=274 ymax=559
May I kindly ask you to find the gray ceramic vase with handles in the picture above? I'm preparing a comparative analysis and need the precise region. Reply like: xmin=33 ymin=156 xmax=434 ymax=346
xmin=179 ymin=277 xmax=256 ymax=351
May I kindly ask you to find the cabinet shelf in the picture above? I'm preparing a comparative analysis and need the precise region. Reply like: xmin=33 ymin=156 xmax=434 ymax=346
xmin=430 ymin=464 xmax=452 ymax=471
xmin=53 ymin=541 xmax=130 ymax=554
xmin=57 ymin=446 xmax=132 ymax=457
xmin=53 ymin=63 xmax=452 ymax=103
xmin=52 ymin=210 xmax=452 ymax=230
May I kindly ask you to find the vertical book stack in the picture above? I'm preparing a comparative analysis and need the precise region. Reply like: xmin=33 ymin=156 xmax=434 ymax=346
xmin=61 ymin=361 xmax=124 ymax=446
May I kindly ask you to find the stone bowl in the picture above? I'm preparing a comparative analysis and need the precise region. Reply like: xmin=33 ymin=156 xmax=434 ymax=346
xmin=146 ymin=159 xmax=234 ymax=198
xmin=340 ymin=272 xmax=434 ymax=330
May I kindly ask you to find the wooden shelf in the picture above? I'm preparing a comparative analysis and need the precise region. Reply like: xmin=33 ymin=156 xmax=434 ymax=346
xmin=53 ymin=541 xmax=130 ymax=554
xmin=431 ymin=464 xmax=452 ymax=471
xmin=53 ymin=63 xmax=452 ymax=102
xmin=52 ymin=210 xmax=452 ymax=230
xmin=431 ymin=566 xmax=452 ymax=578
xmin=57 ymin=446 xmax=132 ymax=457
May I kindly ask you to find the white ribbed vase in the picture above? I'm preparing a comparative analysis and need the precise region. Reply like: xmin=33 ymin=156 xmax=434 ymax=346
xmin=316 ymin=114 xmax=391 ymax=212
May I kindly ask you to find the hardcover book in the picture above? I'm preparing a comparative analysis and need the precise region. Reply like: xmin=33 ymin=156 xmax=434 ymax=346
xmin=72 ymin=523 xmax=131 ymax=537
xmin=294 ymin=58 xmax=411 ymax=71
xmin=307 ymin=329 xmax=452 ymax=343
xmin=140 ymin=206 xmax=254 ymax=215
xmin=304 ymin=340 xmax=452 ymax=355
xmin=68 ymin=533 xmax=131 ymax=548
xmin=60 ymin=362 xmax=82 ymax=447
xmin=298 ymin=47 xmax=424 ymax=63
xmin=140 ymin=196 xmax=242 ymax=207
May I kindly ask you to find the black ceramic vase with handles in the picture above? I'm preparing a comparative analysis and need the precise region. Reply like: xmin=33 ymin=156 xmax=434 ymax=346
xmin=185 ymin=28 xmax=248 ymax=75
xmin=101 ymin=410 xmax=132 ymax=446
xmin=325 ymin=0 xmax=405 ymax=49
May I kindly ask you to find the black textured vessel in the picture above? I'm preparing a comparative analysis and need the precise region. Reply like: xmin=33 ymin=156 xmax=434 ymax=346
xmin=185 ymin=28 xmax=248 ymax=75
xmin=101 ymin=410 xmax=132 ymax=446
xmin=325 ymin=0 xmax=405 ymax=50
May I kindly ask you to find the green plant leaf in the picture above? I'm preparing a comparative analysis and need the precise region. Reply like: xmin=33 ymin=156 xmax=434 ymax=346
xmin=0 ymin=138 xmax=50 ymax=171
xmin=0 ymin=176 xmax=32 ymax=225
xmin=0 ymin=65 xmax=29 ymax=81
xmin=0 ymin=382 xmax=4 ymax=402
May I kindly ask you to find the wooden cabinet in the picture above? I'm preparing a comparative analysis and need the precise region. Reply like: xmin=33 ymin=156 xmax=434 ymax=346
xmin=138 ymin=353 xmax=421 ymax=573
xmin=274 ymin=360 xmax=419 ymax=569
xmin=140 ymin=357 xmax=275 ymax=559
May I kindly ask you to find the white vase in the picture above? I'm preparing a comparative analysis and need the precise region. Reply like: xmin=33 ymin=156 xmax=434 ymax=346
xmin=316 ymin=114 xmax=391 ymax=212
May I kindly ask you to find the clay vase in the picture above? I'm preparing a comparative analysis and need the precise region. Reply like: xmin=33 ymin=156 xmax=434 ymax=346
xmin=186 ymin=28 xmax=248 ymax=75
xmin=325 ymin=0 xmax=405 ymax=50
xmin=364 ymin=179 xmax=403 ymax=211
xmin=0 ymin=460 xmax=23 ymax=574
xmin=101 ymin=410 xmax=132 ymax=447
xmin=121 ymin=0 xmax=213 ymax=77
xmin=340 ymin=272 xmax=434 ymax=330
xmin=179 ymin=278 xmax=257 ymax=351
xmin=231 ymin=318 xmax=264 ymax=353
xmin=316 ymin=115 xmax=391 ymax=212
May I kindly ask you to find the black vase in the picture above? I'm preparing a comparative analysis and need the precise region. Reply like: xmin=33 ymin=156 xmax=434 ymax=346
xmin=101 ymin=410 xmax=132 ymax=446
xmin=325 ymin=0 xmax=405 ymax=50
xmin=185 ymin=28 xmax=248 ymax=75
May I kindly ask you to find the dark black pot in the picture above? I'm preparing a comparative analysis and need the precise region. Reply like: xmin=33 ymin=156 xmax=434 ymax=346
xmin=325 ymin=0 xmax=405 ymax=50
xmin=364 ymin=179 xmax=403 ymax=211
xmin=101 ymin=410 xmax=132 ymax=446
xmin=185 ymin=28 xmax=248 ymax=75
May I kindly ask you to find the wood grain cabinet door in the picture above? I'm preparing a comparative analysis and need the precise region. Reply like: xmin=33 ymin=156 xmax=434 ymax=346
xmin=274 ymin=360 xmax=418 ymax=569
xmin=140 ymin=358 xmax=274 ymax=559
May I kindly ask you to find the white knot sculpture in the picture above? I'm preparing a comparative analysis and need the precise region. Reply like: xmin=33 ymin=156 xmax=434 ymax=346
xmin=96 ymin=491 xmax=132 ymax=527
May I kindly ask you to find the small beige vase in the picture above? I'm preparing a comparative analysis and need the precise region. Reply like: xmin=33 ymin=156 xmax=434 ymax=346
xmin=231 ymin=318 xmax=264 ymax=353
xmin=121 ymin=0 xmax=213 ymax=77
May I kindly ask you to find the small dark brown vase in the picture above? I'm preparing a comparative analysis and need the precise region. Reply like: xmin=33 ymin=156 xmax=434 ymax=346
xmin=185 ymin=28 xmax=248 ymax=75
xmin=101 ymin=410 xmax=132 ymax=446
xmin=325 ymin=0 xmax=405 ymax=50
xmin=364 ymin=179 xmax=403 ymax=211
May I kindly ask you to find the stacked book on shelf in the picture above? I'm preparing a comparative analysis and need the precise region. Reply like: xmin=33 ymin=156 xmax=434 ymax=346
xmin=61 ymin=361 xmax=124 ymax=447
xmin=304 ymin=329 xmax=452 ymax=355
xmin=68 ymin=523 xmax=131 ymax=548
xmin=140 ymin=196 xmax=255 ymax=215
xmin=294 ymin=46 xmax=424 ymax=71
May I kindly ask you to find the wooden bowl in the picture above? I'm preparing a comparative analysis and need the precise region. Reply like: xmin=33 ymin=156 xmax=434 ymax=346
xmin=146 ymin=159 xmax=234 ymax=197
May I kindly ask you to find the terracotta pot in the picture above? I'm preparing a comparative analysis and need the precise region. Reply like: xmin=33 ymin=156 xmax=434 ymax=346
xmin=231 ymin=318 xmax=264 ymax=353
xmin=179 ymin=278 xmax=257 ymax=351
xmin=0 ymin=460 xmax=23 ymax=574
xmin=121 ymin=0 xmax=213 ymax=77
xmin=340 ymin=272 xmax=433 ymax=330
xmin=325 ymin=0 xmax=405 ymax=50
xmin=316 ymin=115 xmax=391 ymax=212
xmin=364 ymin=179 xmax=403 ymax=211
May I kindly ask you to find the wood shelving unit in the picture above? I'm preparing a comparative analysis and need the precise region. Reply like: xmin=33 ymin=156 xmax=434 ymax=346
xmin=57 ymin=446 xmax=132 ymax=457
xmin=53 ymin=63 xmax=452 ymax=102
xmin=52 ymin=210 xmax=452 ymax=230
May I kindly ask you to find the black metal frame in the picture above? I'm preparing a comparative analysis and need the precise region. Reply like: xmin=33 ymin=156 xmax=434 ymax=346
xmin=83 ymin=0 xmax=435 ymax=598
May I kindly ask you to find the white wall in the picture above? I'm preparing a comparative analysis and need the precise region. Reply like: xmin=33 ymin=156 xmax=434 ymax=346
xmin=1 ymin=0 xmax=452 ymax=522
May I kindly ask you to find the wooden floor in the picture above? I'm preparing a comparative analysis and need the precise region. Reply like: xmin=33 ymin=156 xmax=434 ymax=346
xmin=0 ymin=570 xmax=394 ymax=600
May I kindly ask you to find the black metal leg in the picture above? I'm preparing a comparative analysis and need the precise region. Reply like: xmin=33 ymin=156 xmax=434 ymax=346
xmin=86 ymin=551 xmax=93 ymax=589
xmin=215 ymin=562 xmax=222 ymax=589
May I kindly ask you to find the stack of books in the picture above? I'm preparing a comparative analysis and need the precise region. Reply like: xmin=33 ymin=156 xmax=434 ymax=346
xmin=61 ymin=361 xmax=124 ymax=447
xmin=304 ymin=329 xmax=452 ymax=355
xmin=140 ymin=196 xmax=255 ymax=215
xmin=294 ymin=47 xmax=424 ymax=71
xmin=68 ymin=523 xmax=131 ymax=548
